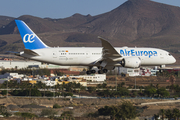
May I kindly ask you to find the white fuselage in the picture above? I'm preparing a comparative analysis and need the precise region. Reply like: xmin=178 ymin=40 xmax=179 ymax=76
xmin=20 ymin=47 xmax=176 ymax=67
xmin=15 ymin=20 xmax=176 ymax=70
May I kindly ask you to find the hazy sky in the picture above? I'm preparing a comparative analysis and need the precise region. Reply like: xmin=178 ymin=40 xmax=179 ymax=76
xmin=0 ymin=0 xmax=180 ymax=19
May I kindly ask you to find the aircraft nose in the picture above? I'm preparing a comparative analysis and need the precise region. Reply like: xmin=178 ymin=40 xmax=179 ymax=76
xmin=171 ymin=56 xmax=176 ymax=64
xmin=167 ymin=55 xmax=176 ymax=64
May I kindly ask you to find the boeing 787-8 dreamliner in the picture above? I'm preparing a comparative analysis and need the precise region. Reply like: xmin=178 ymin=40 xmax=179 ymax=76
xmin=15 ymin=20 xmax=176 ymax=74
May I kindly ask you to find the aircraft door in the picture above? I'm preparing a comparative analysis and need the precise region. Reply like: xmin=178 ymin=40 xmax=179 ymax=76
xmin=53 ymin=51 xmax=57 ymax=58
xmin=160 ymin=52 xmax=164 ymax=59
xmin=86 ymin=51 xmax=90 ymax=58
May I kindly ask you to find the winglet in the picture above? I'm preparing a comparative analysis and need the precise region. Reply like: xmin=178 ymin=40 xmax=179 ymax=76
xmin=15 ymin=20 xmax=49 ymax=50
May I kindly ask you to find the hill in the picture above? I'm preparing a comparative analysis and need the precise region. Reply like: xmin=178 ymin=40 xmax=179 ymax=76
xmin=79 ymin=0 xmax=180 ymax=46
xmin=0 ymin=16 xmax=14 ymax=28
xmin=0 ymin=0 xmax=180 ymax=63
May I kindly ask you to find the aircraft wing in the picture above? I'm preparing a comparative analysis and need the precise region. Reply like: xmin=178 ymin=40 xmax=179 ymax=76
xmin=92 ymin=37 xmax=122 ymax=68
xmin=98 ymin=36 xmax=122 ymax=58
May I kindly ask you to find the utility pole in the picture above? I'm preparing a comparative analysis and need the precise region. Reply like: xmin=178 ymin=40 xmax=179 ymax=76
xmin=6 ymin=78 xmax=8 ymax=98
xmin=53 ymin=82 xmax=55 ymax=100
xmin=116 ymin=74 xmax=117 ymax=92
xmin=135 ymin=76 xmax=136 ymax=90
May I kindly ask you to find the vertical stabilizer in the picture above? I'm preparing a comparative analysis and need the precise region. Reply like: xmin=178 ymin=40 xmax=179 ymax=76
xmin=15 ymin=20 xmax=49 ymax=50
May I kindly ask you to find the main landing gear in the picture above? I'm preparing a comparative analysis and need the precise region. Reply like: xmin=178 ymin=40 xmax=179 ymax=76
xmin=86 ymin=69 xmax=96 ymax=75
xmin=97 ymin=69 xmax=108 ymax=74
xmin=86 ymin=67 xmax=108 ymax=75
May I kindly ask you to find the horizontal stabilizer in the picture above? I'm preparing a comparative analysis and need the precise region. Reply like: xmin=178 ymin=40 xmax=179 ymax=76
xmin=24 ymin=49 xmax=39 ymax=56
xmin=6 ymin=51 xmax=20 ymax=56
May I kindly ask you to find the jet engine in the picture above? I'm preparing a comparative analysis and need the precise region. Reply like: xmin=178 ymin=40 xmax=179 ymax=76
xmin=121 ymin=57 xmax=141 ymax=68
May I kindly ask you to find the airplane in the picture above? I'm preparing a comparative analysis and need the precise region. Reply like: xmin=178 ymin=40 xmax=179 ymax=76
xmin=14 ymin=20 xmax=176 ymax=74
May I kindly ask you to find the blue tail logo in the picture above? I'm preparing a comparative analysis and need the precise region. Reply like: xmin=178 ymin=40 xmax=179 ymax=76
xmin=15 ymin=20 xmax=48 ymax=50
xmin=23 ymin=34 xmax=35 ymax=43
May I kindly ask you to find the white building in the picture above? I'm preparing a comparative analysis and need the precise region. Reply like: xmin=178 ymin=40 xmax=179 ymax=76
xmin=0 ymin=60 xmax=41 ymax=69
xmin=43 ymin=80 xmax=56 ymax=87
xmin=0 ymin=60 xmax=69 ymax=69
xmin=69 ymin=74 xmax=106 ymax=82
xmin=140 ymin=67 xmax=159 ymax=76
xmin=0 ymin=73 xmax=24 ymax=79
xmin=117 ymin=67 xmax=159 ymax=77
xmin=118 ymin=67 xmax=140 ymax=76
xmin=140 ymin=67 xmax=153 ymax=76
xmin=151 ymin=69 xmax=159 ymax=76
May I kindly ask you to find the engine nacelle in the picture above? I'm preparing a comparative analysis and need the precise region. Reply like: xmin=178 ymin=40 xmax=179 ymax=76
xmin=121 ymin=57 xmax=141 ymax=68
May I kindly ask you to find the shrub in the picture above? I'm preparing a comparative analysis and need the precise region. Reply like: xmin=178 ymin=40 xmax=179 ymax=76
xmin=14 ymin=112 xmax=21 ymax=117
xmin=44 ymin=91 xmax=54 ymax=97
xmin=12 ymin=89 xmax=41 ymax=96
xmin=21 ymin=112 xmax=37 ymax=118
xmin=1 ymin=90 xmax=7 ymax=95
xmin=87 ymin=87 xmax=96 ymax=93
xmin=53 ymin=103 xmax=61 ymax=108
xmin=41 ymin=109 xmax=57 ymax=117
xmin=61 ymin=111 xmax=73 ymax=117
xmin=62 ymin=92 xmax=73 ymax=97
xmin=0 ymin=105 xmax=11 ymax=117
xmin=11 ymin=90 xmax=19 ymax=96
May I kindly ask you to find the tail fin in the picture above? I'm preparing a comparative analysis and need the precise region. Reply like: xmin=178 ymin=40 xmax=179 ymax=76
xmin=15 ymin=20 xmax=49 ymax=50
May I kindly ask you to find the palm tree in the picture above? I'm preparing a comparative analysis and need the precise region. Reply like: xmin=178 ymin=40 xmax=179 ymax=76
xmin=97 ymin=84 xmax=102 ymax=89
xmin=156 ymin=84 xmax=159 ymax=89
xmin=61 ymin=82 xmax=66 ymax=97
xmin=8 ymin=80 xmax=14 ymax=89
xmin=54 ymin=84 xmax=59 ymax=97
xmin=154 ymin=114 xmax=159 ymax=120
xmin=16 ymin=82 xmax=20 ymax=89
xmin=159 ymin=109 xmax=165 ymax=120
xmin=2 ymin=81 xmax=8 ymax=89
xmin=27 ymin=84 xmax=34 ymax=97
xmin=172 ymin=108 xmax=180 ymax=120
xmin=13 ymin=80 xmax=19 ymax=89
xmin=111 ymin=105 xmax=118 ymax=120
xmin=36 ymin=81 xmax=43 ymax=88
xmin=47 ymin=85 xmax=50 ymax=90
xmin=56 ymin=83 xmax=61 ymax=93
xmin=119 ymin=101 xmax=137 ymax=120
xmin=42 ymin=83 xmax=46 ymax=97
xmin=20 ymin=82 xmax=28 ymax=91
xmin=165 ymin=109 xmax=173 ymax=120
xmin=62 ymin=82 xmax=65 ymax=91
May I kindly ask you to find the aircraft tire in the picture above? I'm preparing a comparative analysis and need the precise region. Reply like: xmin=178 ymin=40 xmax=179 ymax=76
xmin=91 ymin=70 xmax=96 ymax=74
xmin=98 ymin=70 xmax=103 ymax=74
xmin=103 ymin=69 xmax=108 ymax=73
xmin=86 ymin=71 xmax=91 ymax=75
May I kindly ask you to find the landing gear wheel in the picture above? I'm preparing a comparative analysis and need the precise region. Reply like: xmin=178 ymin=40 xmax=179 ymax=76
xmin=86 ymin=70 xmax=91 ymax=75
xmin=98 ymin=70 xmax=103 ymax=74
xmin=103 ymin=69 xmax=108 ymax=73
xmin=91 ymin=70 xmax=96 ymax=74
